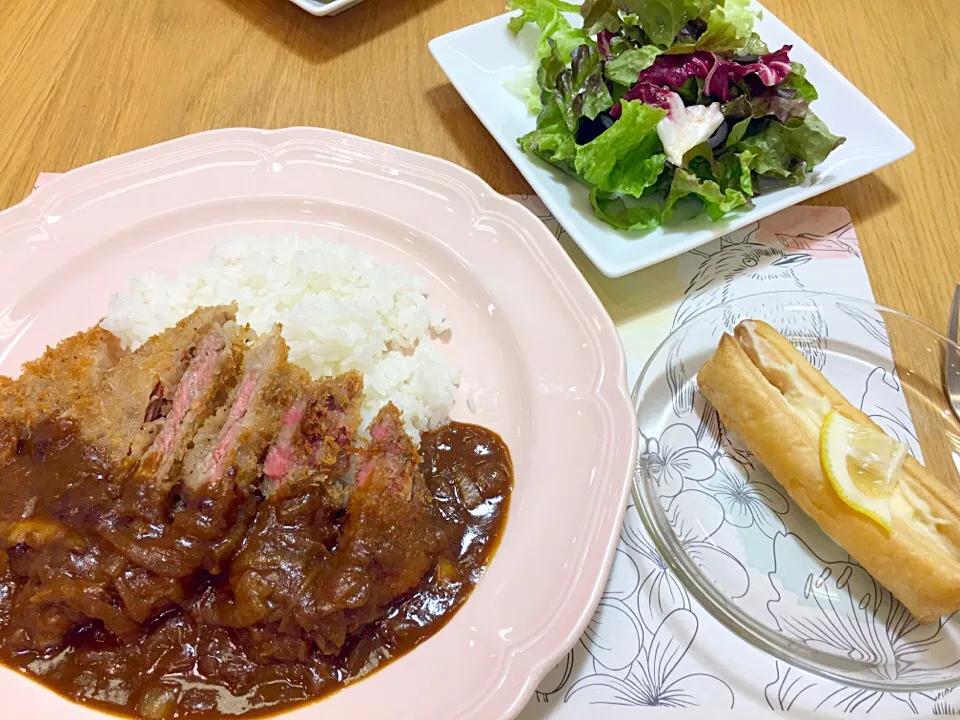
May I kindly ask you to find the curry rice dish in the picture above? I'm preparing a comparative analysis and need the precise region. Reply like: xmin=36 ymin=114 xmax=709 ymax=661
xmin=0 ymin=305 xmax=513 ymax=718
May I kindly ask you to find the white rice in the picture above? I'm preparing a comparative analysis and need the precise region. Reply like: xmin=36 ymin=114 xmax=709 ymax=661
xmin=102 ymin=235 xmax=459 ymax=441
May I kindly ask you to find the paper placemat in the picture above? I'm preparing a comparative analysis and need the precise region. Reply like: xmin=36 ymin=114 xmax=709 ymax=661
xmin=29 ymin=173 xmax=958 ymax=716
xmin=504 ymin=196 xmax=959 ymax=719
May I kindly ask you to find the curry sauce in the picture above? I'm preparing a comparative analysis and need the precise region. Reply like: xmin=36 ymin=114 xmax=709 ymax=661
xmin=0 ymin=420 xmax=512 ymax=718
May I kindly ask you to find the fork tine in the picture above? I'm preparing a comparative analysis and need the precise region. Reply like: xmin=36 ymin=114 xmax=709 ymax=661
xmin=946 ymin=285 xmax=960 ymax=421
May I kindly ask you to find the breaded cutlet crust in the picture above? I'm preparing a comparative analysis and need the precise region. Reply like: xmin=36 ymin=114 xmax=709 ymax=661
xmin=75 ymin=305 xmax=237 ymax=466
xmin=0 ymin=327 xmax=125 ymax=425
xmin=300 ymin=370 xmax=364 ymax=470
xmin=260 ymin=370 xmax=365 ymax=495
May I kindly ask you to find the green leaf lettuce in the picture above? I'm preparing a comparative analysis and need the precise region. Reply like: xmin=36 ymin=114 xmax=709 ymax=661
xmin=573 ymin=100 xmax=667 ymax=196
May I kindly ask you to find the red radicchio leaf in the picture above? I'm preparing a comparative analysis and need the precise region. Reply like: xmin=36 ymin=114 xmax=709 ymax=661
xmin=609 ymin=82 xmax=676 ymax=119
xmin=634 ymin=45 xmax=793 ymax=102
xmin=635 ymin=51 xmax=714 ymax=89
xmin=597 ymin=29 xmax=617 ymax=59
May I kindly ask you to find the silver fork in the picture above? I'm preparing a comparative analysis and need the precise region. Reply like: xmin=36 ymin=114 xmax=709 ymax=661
xmin=947 ymin=285 xmax=960 ymax=422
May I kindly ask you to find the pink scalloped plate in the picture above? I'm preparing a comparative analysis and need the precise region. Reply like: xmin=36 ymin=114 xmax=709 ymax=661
xmin=0 ymin=129 xmax=637 ymax=719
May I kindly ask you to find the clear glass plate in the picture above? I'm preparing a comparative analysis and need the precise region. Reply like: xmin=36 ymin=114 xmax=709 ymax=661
xmin=632 ymin=291 xmax=960 ymax=691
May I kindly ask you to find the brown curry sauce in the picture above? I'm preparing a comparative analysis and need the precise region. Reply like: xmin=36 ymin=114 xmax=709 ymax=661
xmin=0 ymin=420 xmax=512 ymax=718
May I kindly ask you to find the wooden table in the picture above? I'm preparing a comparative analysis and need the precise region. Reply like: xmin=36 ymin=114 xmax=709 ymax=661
xmin=1 ymin=0 xmax=958 ymax=328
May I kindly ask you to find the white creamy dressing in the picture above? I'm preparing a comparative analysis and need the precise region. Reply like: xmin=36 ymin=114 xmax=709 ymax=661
xmin=656 ymin=95 xmax=725 ymax=167
xmin=738 ymin=321 xmax=948 ymax=545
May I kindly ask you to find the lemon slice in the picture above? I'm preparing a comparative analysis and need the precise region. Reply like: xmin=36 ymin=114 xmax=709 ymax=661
xmin=820 ymin=409 xmax=908 ymax=530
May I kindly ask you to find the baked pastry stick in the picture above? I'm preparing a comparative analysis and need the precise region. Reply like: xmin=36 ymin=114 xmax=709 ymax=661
xmin=698 ymin=319 xmax=960 ymax=623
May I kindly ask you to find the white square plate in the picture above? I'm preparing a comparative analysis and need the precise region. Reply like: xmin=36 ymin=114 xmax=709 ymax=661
xmin=429 ymin=4 xmax=914 ymax=278
xmin=288 ymin=0 xmax=363 ymax=16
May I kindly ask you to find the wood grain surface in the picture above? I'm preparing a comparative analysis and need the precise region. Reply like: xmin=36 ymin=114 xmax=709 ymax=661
xmin=0 ymin=0 xmax=957 ymax=327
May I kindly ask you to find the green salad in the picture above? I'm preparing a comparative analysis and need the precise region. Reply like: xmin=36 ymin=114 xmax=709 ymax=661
xmin=508 ymin=0 xmax=845 ymax=231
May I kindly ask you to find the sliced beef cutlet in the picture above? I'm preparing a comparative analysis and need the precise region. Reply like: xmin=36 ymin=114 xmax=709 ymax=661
xmin=261 ymin=369 xmax=364 ymax=500
xmin=202 ymin=404 xmax=446 ymax=659
xmin=0 ymin=327 xmax=125 ymax=427
xmin=0 ymin=308 xmax=458 ymax=665
xmin=182 ymin=325 xmax=305 ymax=496
xmin=2 ymin=309 xmax=248 ymax=648
xmin=4 ymin=304 xmax=247 ymax=648
xmin=308 ymin=403 xmax=445 ymax=653
xmin=309 ymin=403 xmax=444 ymax=654
xmin=97 ymin=324 xmax=311 ymax=584
xmin=133 ymin=322 xmax=247 ymax=497
xmin=106 ymin=326 xmax=311 ymax=579
xmin=79 ymin=306 xmax=248 ymax=579
xmin=190 ymin=372 xmax=365 ymax=653
xmin=72 ymin=305 xmax=239 ymax=469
